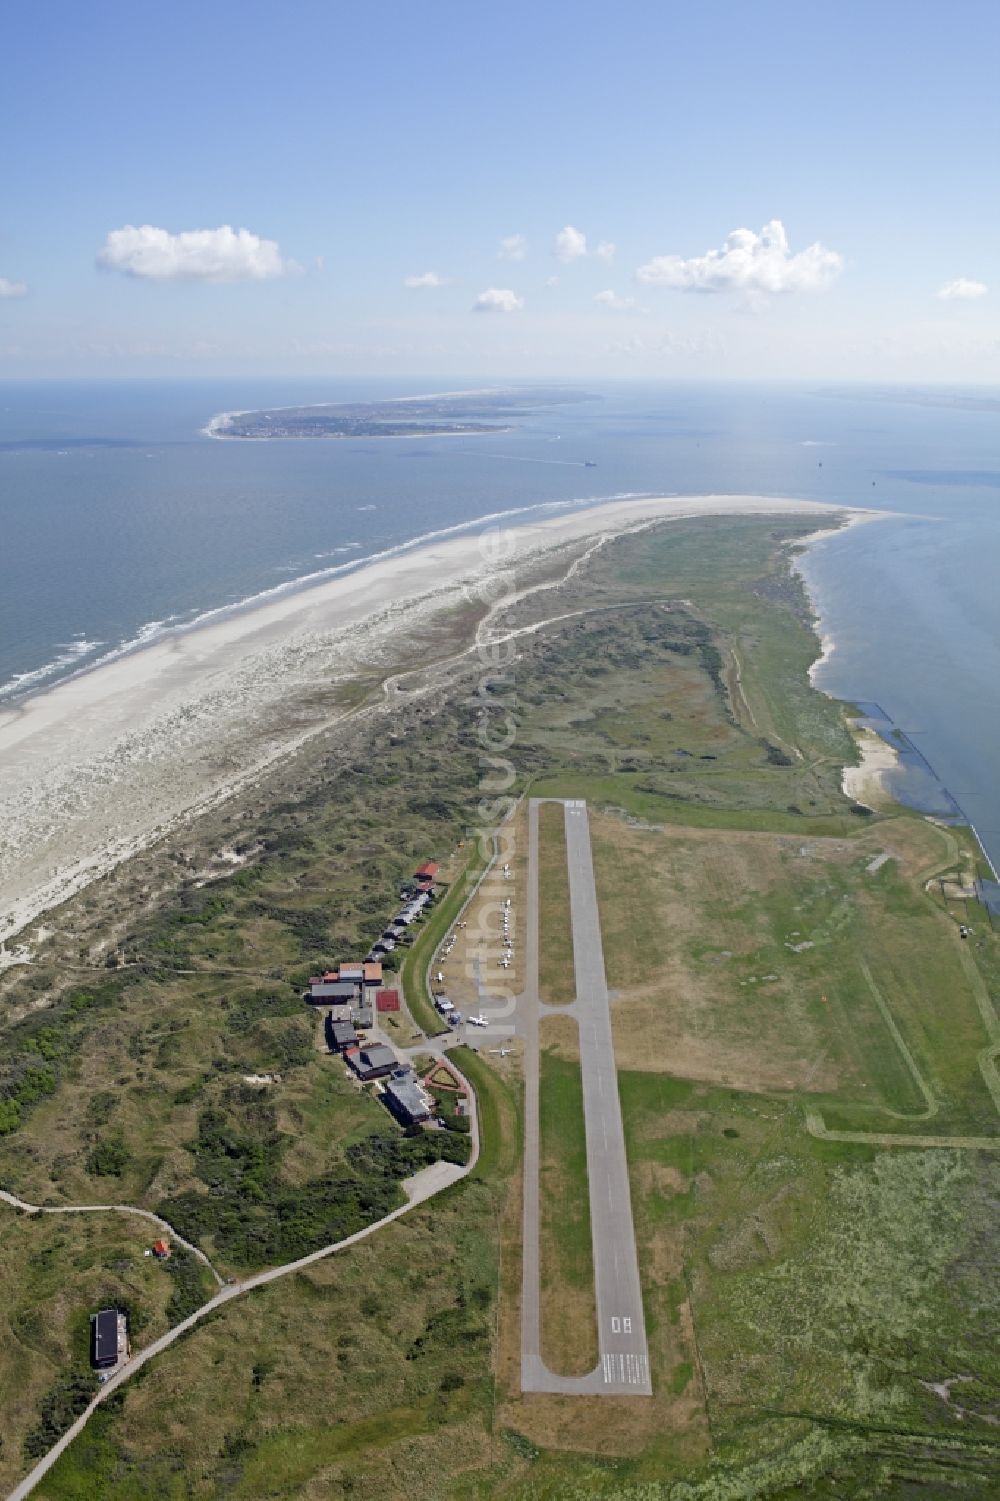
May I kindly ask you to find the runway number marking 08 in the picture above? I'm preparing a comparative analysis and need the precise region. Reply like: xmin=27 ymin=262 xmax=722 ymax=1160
xmin=610 ymin=1315 xmax=633 ymax=1334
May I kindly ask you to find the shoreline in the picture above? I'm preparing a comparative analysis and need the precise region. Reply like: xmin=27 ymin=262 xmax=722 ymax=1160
xmin=841 ymin=723 xmax=901 ymax=810
xmin=2 ymin=497 xmax=634 ymax=707
xmin=0 ymin=494 xmax=850 ymax=950
xmin=201 ymin=386 xmax=513 ymax=439
xmin=795 ymin=514 xmax=996 ymax=867
xmin=792 ymin=510 xmax=901 ymax=803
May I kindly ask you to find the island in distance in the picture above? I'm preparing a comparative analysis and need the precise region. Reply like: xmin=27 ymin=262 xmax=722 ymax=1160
xmin=206 ymin=387 xmax=595 ymax=440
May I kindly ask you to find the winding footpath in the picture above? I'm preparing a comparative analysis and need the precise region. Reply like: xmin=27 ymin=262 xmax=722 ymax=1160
xmin=3 ymin=1098 xmax=478 ymax=1501
xmin=0 ymin=1191 xmax=224 ymax=1285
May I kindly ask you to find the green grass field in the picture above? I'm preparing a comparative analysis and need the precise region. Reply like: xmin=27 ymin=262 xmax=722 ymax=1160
xmin=536 ymin=802 xmax=575 ymax=1005
xmin=538 ymin=1019 xmax=598 ymax=1376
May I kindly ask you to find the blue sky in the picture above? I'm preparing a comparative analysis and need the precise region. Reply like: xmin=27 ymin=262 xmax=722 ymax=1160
xmin=1 ymin=0 xmax=997 ymax=379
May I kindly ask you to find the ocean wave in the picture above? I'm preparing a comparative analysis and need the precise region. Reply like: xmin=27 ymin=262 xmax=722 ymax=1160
xmin=0 ymin=638 xmax=105 ymax=701
xmin=0 ymin=492 xmax=653 ymax=705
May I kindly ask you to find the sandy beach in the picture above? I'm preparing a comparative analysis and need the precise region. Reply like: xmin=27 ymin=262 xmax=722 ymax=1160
xmin=842 ymin=725 xmax=901 ymax=809
xmin=0 ymin=494 xmax=847 ymax=951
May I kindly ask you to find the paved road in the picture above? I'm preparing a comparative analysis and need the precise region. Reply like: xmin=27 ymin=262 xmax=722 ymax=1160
xmin=520 ymin=797 xmax=651 ymax=1396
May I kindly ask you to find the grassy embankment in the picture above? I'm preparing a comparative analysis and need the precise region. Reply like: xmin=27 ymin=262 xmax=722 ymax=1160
xmin=536 ymin=801 xmax=575 ymax=1006
xmin=399 ymin=836 xmax=492 ymax=1036
xmin=537 ymin=1015 xmax=598 ymax=1377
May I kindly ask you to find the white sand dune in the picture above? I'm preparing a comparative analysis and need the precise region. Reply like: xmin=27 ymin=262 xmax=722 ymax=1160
xmin=0 ymin=494 xmax=846 ymax=947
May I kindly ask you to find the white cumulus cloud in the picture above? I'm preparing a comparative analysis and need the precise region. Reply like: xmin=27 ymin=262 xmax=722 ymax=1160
xmin=96 ymin=224 xmax=295 ymax=282
xmin=636 ymin=219 xmax=843 ymax=294
xmin=0 ymin=276 xmax=28 ymax=298
xmin=936 ymin=277 xmax=987 ymax=300
xmin=594 ymin=289 xmax=635 ymax=310
xmin=555 ymin=224 xmax=588 ymax=262
xmin=594 ymin=240 xmax=616 ymax=263
xmin=403 ymin=271 xmax=448 ymax=288
xmin=472 ymin=287 xmax=524 ymax=313
xmin=498 ymin=234 xmax=527 ymax=261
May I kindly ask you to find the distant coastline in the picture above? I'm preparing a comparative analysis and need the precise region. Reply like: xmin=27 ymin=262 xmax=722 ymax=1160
xmin=202 ymin=386 xmax=595 ymax=441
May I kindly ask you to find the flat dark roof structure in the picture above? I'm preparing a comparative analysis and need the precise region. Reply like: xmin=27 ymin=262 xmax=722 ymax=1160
xmin=383 ymin=1076 xmax=433 ymax=1125
xmin=91 ymin=1308 xmax=121 ymax=1370
xmin=307 ymin=979 xmax=360 ymax=1003
xmin=350 ymin=1043 xmax=396 ymax=1079
xmin=328 ymin=1019 xmax=358 ymax=1051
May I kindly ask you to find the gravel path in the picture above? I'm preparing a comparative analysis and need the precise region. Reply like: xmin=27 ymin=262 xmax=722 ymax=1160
xmin=0 ymin=1189 xmax=224 ymax=1284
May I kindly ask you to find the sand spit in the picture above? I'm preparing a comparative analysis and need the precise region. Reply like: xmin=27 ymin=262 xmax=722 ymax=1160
xmin=0 ymin=495 xmax=845 ymax=946
xmin=843 ymin=724 xmax=901 ymax=809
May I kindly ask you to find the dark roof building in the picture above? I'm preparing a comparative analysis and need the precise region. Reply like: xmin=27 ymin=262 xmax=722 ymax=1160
xmin=91 ymin=1308 xmax=124 ymax=1371
xmin=327 ymin=1018 xmax=358 ymax=1052
xmin=349 ymin=1043 xmax=397 ymax=1080
xmin=307 ymin=979 xmax=360 ymax=1004
xmin=383 ymin=1075 xmax=433 ymax=1125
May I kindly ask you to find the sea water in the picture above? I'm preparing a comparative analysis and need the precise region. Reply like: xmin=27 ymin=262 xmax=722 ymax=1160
xmin=1 ymin=378 xmax=997 ymax=867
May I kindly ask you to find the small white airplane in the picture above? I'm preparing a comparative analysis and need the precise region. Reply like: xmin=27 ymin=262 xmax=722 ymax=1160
xmin=489 ymin=1046 xmax=512 ymax=1057
xmin=500 ymin=957 xmax=511 ymax=968
xmin=468 ymin=1014 xmax=488 ymax=1027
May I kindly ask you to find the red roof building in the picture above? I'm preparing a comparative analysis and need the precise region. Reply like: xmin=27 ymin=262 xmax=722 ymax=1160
xmin=414 ymin=861 xmax=439 ymax=882
xmin=376 ymin=988 xmax=401 ymax=1013
xmin=152 ymin=1239 xmax=171 ymax=1258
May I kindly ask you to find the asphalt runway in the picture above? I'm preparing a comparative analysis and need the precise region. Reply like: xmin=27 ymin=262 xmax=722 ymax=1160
xmin=520 ymin=797 xmax=651 ymax=1396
